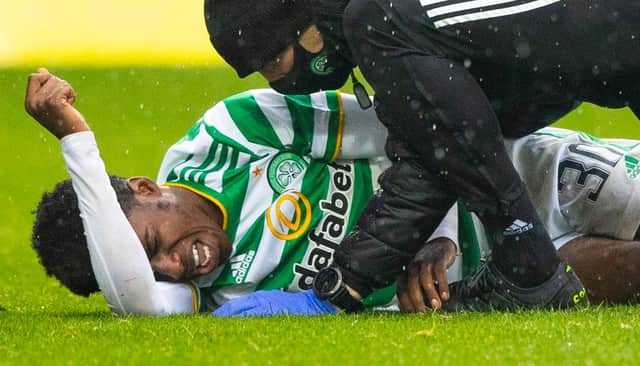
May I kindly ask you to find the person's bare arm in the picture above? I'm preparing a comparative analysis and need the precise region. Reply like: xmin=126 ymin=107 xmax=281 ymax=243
xmin=25 ymin=68 xmax=89 ymax=139
xmin=559 ymin=236 xmax=640 ymax=304
xmin=25 ymin=69 xmax=197 ymax=315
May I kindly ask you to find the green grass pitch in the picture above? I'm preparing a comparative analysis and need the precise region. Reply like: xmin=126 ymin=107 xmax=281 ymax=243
xmin=1 ymin=67 xmax=640 ymax=365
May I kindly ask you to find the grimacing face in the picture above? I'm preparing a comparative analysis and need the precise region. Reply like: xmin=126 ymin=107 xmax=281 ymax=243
xmin=125 ymin=178 xmax=232 ymax=282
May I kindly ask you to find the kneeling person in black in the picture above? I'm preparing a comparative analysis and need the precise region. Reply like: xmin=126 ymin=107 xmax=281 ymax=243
xmin=201 ymin=0 xmax=636 ymax=311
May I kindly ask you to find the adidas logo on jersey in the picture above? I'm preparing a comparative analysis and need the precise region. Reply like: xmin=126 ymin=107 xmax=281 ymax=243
xmin=502 ymin=219 xmax=533 ymax=236
xmin=230 ymin=250 xmax=256 ymax=284
xmin=625 ymin=155 xmax=640 ymax=179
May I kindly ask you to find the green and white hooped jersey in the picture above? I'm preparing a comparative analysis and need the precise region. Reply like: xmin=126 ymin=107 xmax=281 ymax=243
xmin=156 ymin=89 xmax=392 ymax=311
xmin=157 ymin=90 xmax=640 ymax=311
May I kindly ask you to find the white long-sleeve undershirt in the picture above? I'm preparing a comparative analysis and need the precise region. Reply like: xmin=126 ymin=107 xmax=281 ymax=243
xmin=61 ymin=132 xmax=195 ymax=316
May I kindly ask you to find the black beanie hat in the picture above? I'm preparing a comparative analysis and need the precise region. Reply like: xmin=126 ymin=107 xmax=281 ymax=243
xmin=204 ymin=0 xmax=314 ymax=78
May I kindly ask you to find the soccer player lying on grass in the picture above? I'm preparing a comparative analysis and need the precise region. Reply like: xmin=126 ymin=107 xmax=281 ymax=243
xmin=27 ymin=69 xmax=640 ymax=316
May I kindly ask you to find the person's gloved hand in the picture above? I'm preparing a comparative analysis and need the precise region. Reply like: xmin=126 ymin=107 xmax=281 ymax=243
xmin=213 ymin=290 xmax=337 ymax=317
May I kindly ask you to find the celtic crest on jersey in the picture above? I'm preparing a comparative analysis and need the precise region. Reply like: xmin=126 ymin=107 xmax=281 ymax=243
xmin=267 ymin=151 xmax=309 ymax=193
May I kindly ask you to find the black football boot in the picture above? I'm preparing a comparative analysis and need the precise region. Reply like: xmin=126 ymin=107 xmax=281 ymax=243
xmin=442 ymin=261 xmax=588 ymax=312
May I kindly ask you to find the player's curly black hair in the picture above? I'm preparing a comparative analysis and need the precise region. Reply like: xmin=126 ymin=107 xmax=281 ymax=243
xmin=31 ymin=176 xmax=138 ymax=297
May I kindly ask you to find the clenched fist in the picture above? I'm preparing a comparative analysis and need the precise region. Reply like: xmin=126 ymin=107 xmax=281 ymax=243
xmin=25 ymin=68 xmax=89 ymax=139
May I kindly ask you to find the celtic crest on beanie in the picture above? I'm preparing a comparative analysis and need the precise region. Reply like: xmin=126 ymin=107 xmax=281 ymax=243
xmin=205 ymin=0 xmax=314 ymax=77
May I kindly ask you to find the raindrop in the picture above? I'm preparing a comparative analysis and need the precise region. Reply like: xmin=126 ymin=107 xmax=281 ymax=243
xmin=139 ymin=103 xmax=144 ymax=110
xmin=516 ymin=41 xmax=531 ymax=58
xmin=463 ymin=59 xmax=472 ymax=68
xmin=465 ymin=128 xmax=476 ymax=142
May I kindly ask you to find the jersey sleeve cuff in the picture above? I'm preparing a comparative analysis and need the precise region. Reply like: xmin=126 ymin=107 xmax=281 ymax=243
xmin=60 ymin=131 xmax=97 ymax=154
